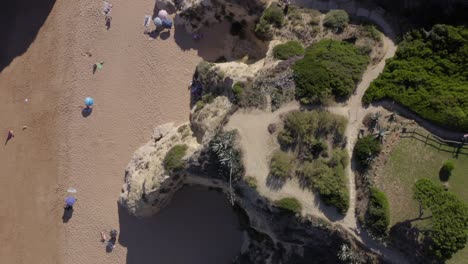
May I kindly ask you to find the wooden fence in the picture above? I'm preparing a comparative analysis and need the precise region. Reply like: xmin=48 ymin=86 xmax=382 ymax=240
xmin=400 ymin=128 xmax=468 ymax=157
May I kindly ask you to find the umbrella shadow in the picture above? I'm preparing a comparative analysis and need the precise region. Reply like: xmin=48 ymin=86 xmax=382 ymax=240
xmin=62 ymin=208 xmax=74 ymax=223
xmin=81 ymin=107 xmax=93 ymax=118
xmin=146 ymin=30 xmax=160 ymax=39
xmin=160 ymin=30 xmax=171 ymax=40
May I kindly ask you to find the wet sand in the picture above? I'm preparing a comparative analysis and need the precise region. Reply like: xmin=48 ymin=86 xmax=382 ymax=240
xmin=0 ymin=0 xmax=246 ymax=263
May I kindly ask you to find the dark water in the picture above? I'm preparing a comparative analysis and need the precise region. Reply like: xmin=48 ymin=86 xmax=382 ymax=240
xmin=118 ymin=186 xmax=243 ymax=264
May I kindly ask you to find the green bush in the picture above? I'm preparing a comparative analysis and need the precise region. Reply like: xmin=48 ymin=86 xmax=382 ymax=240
xmin=300 ymin=161 xmax=349 ymax=213
xmin=254 ymin=18 xmax=272 ymax=40
xmin=232 ymin=82 xmax=244 ymax=103
xmin=440 ymin=160 xmax=455 ymax=181
xmin=275 ymin=197 xmax=302 ymax=214
xmin=273 ymin=41 xmax=305 ymax=60
xmin=354 ymin=136 xmax=381 ymax=170
xmin=366 ymin=187 xmax=390 ymax=237
xmin=323 ymin=10 xmax=349 ymax=30
xmin=210 ymin=130 xmax=244 ymax=179
xmin=363 ymin=25 xmax=468 ymax=131
xmin=270 ymin=151 xmax=294 ymax=178
xmin=413 ymin=178 xmax=468 ymax=260
xmin=245 ymin=176 xmax=258 ymax=189
xmin=164 ymin=145 xmax=188 ymax=172
xmin=262 ymin=3 xmax=284 ymax=28
xmin=294 ymin=40 xmax=369 ymax=103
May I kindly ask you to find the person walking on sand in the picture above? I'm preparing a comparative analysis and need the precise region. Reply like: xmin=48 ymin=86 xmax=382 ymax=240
xmin=5 ymin=130 xmax=14 ymax=145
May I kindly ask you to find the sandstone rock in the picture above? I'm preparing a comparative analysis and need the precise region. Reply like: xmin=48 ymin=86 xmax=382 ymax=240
xmin=191 ymin=96 xmax=233 ymax=145
xmin=119 ymin=123 xmax=200 ymax=217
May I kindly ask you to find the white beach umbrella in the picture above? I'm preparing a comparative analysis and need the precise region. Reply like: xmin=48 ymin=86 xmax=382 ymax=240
xmin=158 ymin=10 xmax=168 ymax=19
xmin=67 ymin=187 xmax=77 ymax=193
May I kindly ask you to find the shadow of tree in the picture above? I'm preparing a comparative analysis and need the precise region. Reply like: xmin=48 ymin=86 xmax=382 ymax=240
xmin=266 ymin=174 xmax=287 ymax=191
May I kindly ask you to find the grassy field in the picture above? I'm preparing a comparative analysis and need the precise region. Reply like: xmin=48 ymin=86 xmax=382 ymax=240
xmin=375 ymin=136 xmax=468 ymax=263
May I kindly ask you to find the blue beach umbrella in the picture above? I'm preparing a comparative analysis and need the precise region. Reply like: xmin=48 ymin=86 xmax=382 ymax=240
xmin=65 ymin=196 xmax=77 ymax=206
xmin=162 ymin=19 xmax=172 ymax=29
xmin=153 ymin=17 xmax=162 ymax=27
xmin=84 ymin=97 xmax=94 ymax=107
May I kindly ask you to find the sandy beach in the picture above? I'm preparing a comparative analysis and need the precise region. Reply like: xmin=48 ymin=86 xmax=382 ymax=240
xmin=0 ymin=0 xmax=225 ymax=263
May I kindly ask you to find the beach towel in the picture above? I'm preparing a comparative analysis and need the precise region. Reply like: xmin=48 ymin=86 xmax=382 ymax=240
xmin=144 ymin=15 xmax=152 ymax=28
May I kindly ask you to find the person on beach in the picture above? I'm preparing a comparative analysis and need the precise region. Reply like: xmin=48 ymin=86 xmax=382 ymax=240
xmin=7 ymin=130 xmax=14 ymax=141
xmin=100 ymin=231 xmax=107 ymax=242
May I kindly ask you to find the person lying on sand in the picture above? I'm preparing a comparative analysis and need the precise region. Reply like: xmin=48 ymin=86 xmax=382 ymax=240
xmin=100 ymin=231 xmax=107 ymax=242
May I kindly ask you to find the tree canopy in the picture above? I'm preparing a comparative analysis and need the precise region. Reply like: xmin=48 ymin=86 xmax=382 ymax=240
xmin=363 ymin=25 xmax=468 ymax=131
xmin=413 ymin=178 xmax=468 ymax=260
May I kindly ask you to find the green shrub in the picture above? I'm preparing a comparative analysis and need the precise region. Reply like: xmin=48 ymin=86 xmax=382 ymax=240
xmin=366 ymin=187 xmax=390 ymax=237
xmin=363 ymin=25 xmax=468 ymax=131
xmin=270 ymin=151 xmax=294 ymax=178
xmin=323 ymin=10 xmax=349 ymax=30
xmin=245 ymin=176 xmax=258 ymax=189
xmin=275 ymin=197 xmax=302 ymax=213
xmin=361 ymin=25 xmax=381 ymax=41
xmin=273 ymin=41 xmax=305 ymax=60
xmin=294 ymin=40 xmax=369 ymax=103
xmin=300 ymin=161 xmax=349 ymax=213
xmin=164 ymin=145 xmax=188 ymax=172
xmin=413 ymin=179 xmax=468 ymax=260
xmin=254 ymin=19 xmax=272 ymax=40
xmin=262 ymin=3 xmax=284 ymax=28
xmin=232 ymin=82 xmax=244 ymax=103
xmin=440 ymin=160 xmax=455 ymax=181
xmin=354 ymin=136 xmax=381 ymax=170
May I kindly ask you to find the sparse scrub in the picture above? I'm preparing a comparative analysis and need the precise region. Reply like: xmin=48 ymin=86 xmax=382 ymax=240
xmin=210 ymin=130 xmax=244 ymax=179
xmin=273 ymin=41 xmax=305 ymax=60
xmin=275 ymin=197 xmax=302 ymax=214
xmin=232 ymin=82 xmax=244 ymax=103
xmin=270 ymin=151 xmax=294 ymax=179
xmin=164 ymin=145 xmax=188 ymax=172
xmin=261 ymin=3 xmax=284 ymax=28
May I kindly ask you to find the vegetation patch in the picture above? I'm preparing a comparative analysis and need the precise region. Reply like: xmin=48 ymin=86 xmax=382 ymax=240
xmin=270 ymin=151 xmax=294 ymax=179
xmin=323 ymin=10 xmax=349 ymax=31
xmin=254 ymin=3 xmax=284 ymax=39
xmin=363 ymin=25 xmax=468 ymax=131
xmin=277 ymin=110 xmax=350 ymax=213
xmin=439 ymin=160 xmax=455 ymax=182
xmin=164 ymin=145 xmax=188 ymax=172
xmin=273 ymin=41 xmax=305 ymax=60
xmin=245 ymin=176 xmax=258 ymax=189
xmin=275 ymin=197 xmax=302 ymax=214
xmin=354 ymin=136 xmax=381 ymax=171
xmin=210 ymin=130 xmax=244 ymax=179
xmin=293 ymin=39 xmax=369 ymax=104
xmin=365 ymin=187 xmax=390 ymax=237
xmin=413 ymin=179 xmax=468 ymax=260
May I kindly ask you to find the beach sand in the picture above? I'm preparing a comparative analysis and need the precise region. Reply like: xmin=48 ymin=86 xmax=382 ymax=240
xmin=0 ymin=0 xmax=219 ymax=263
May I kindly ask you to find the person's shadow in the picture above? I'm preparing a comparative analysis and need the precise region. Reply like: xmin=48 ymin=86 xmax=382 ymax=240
xmin=62 ymin=208 xmax=74 ymax=223
xmin=81 ymin=107 xmax=93 ymax=117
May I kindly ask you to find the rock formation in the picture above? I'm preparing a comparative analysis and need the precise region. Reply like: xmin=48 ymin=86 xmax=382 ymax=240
xmin=119 ymin=123 xmax=199 ymax=217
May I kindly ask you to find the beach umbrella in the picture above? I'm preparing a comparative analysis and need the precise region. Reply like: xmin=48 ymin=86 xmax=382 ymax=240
xmin=162 ymin=19 xmax=173 ymax=29
xmin=84 ymin=97 xmax=94 ymax=107
xmin=158 ymin=10 xmax=168 ymax=19
xmin=153 ymin=17 xmax=162 ymax=27
xmin=65 ymin=196 xmax=77 ymax=206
